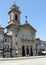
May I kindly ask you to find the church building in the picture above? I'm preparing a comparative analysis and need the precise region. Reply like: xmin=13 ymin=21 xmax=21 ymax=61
xmin=0 ymin=3 xmax=36 ymax=57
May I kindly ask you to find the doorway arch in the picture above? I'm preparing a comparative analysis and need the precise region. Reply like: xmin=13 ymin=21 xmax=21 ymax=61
xmin=22 ymin=46 xmax=25 ymax=56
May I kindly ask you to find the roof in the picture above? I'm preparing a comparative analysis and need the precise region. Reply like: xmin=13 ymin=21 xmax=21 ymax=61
xmin=4 ymin=32 xmax=12 ymax=36
xmin=35 ymin=38 xmax=40 ymax=40
xmin=19 ymin=22 xmax=36 ymax=32
xmin=6 ymin=23 xmax=18 ymax=29
xmin=5 ymin=32 xmax=12 ymax=36
xmin=8 ymin=3 xmax=21 ymax=14
xmin=6 ymin=22 xmax=36 ymax=32
xmin=36 ymin=38 xmax=46 ymax=42
xmin=0 ymin=25 xmax=4 ymax=29
xmin=6 ymin=24 xmax=13 ymax=29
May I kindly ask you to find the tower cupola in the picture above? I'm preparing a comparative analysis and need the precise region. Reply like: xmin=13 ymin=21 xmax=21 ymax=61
xmin=8 ymin=2 xmax=21 ymax=26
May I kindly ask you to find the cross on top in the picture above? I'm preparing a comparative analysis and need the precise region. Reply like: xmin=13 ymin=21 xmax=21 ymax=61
xmin=14 ymin=1 xmax=16 ymax=5
xmin=25 ymin=16 xmax=28 ymax=23
xmin=25 ymin=16 xmax=27 ymax=21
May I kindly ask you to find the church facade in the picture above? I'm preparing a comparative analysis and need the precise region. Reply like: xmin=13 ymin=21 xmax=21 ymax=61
xmin=0 ymin=3 xmax=37 ymax=58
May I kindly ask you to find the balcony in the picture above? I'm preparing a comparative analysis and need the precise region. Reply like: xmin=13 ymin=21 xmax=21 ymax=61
xmin=21 ymin=38 xmax=34 ymax=42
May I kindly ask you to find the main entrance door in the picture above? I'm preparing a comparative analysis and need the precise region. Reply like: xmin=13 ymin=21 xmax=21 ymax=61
xmin=22 ymin=46 xmax=25 ymax=56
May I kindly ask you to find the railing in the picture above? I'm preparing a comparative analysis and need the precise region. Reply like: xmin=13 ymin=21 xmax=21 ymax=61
xmin=21 ymin=38 xmax=34 ymax=42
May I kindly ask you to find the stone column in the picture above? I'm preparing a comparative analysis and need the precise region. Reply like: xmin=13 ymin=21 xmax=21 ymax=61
xmin=32 ymin=45 xmax=35 ymax=56
xmin=29 ymin=46 xmax=30 ymax=56
xmin=25 ymin=46 xmax=27 ymax=56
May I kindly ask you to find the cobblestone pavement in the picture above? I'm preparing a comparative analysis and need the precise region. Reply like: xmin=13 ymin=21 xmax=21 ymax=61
xmin=0 ymin=56 xmax=46 ymax=65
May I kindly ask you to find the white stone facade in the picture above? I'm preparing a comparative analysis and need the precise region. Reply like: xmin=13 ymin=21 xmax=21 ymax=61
xmin=0 ymin=2 xmax=46 ymax=58
xmin=35 ymin=38 xmax=46 ymax=55
xmin=0 ymin=3 xmax=36 ymax=58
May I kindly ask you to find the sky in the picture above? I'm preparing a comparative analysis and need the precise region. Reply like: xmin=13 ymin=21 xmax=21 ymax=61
xmin=0 ymin=0 xmax=46 ymax=41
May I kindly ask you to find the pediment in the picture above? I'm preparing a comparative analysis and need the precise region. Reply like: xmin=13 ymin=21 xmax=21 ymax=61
xmin=19 ymin=23 xmax=36 ymax=32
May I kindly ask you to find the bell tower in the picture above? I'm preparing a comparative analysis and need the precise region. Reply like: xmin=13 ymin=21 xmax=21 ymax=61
xmin=8 ymin=2 xmax=21 ymax=26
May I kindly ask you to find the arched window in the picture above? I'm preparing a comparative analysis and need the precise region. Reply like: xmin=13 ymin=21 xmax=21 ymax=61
xmin=5 ymin=38 xmax=6 ymax=42
xmin=16 ymin=35 xmax=17 ymax=37
xmin=22 ymin=45 xmax=25 ymax=56
xmin=16 ymin=42 xmax=17 ymax=45
xmin=15 ymin=14 xmax=18 ymax=20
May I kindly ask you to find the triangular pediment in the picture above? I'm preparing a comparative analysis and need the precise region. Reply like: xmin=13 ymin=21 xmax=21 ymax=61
xmin=19 ymin=23 xmax=36 ymax=32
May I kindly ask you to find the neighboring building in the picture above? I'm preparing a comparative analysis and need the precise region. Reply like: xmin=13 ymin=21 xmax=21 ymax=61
xmin=35 ymin=38 xmax=46 ymax=55
xmin=0 ymin=3 xmax=36 ymax=58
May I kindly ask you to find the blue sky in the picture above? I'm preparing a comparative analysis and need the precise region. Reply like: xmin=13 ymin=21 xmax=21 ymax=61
xmin=0 ymin=0 xmax=46 ymax=40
